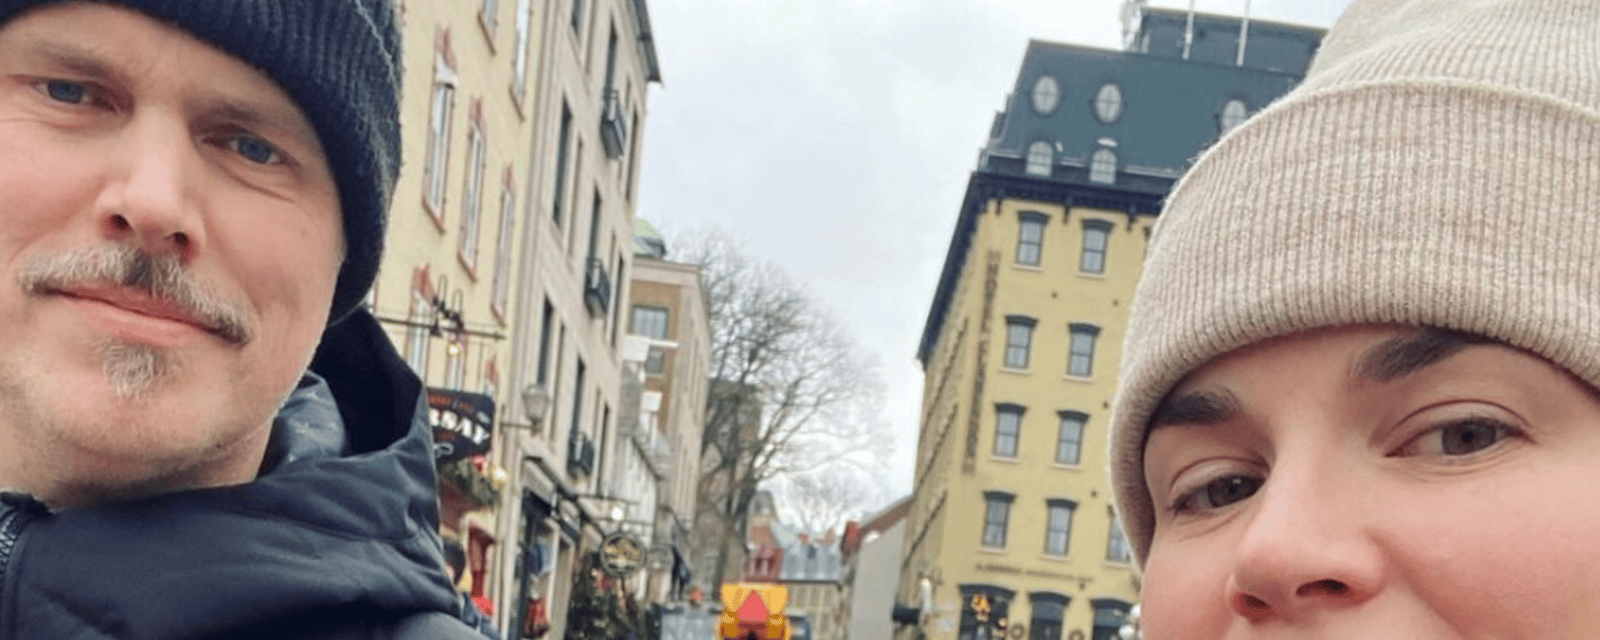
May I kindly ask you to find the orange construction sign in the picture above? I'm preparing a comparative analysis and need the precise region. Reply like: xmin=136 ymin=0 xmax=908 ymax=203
xmin=718 ymin=584 xmax=790 ymax=640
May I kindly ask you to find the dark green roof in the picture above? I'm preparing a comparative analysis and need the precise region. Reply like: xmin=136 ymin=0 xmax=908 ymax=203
xmin=981 ymin=39 xmax=1308 ymax=195
xmin=918 ymin=15 xmax=1325 ymax=366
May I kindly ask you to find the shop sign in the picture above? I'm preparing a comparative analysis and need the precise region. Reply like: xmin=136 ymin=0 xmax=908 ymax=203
xmin=428 ymin=387 xmax=496 ymax=462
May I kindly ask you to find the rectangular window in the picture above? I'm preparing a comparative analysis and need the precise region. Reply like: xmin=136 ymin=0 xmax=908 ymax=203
xmin=458 ymin=117 xmax=487 ymax=271
xmin=981 ymin=493 xmax=1013 ymax=549
xmin=511 ymin=0 xmax=533 ymax=102
xmin=645 ymin=346 xmax=666 ymax=375
xmin=1004 ymin=316 xmax=1035 ymax=369
xmin=423 ymin=58 xmax=457 ymax=216
xmin=993 ymin=404 xmax=1022 ymax=459
xmin=1016 ymin=212 xmax=1046 ymax=266
xmin=631 ymin=305 xmax=669 ymax=339
xmin=1056 ymin=412 xmax=1086 ymax=466
xmin=602 ymin=23 xmax=618 ymax=92
xmin=536 ymin=299 xmax=554 ymax=384
xmin=551 ymin=102 xmax=572 ymax=225
xmin=1080 ymin=220 xmax=1111 ymax=274
xmin=404 ymin=291 xmax=431 ymax=377
xmin=1045 ymin=500 xmax=1075 ymax=556
xmin=491 ymin=178 xmax=516 ymax=317
xmin=569 ymin=358 xmax=586 ymax=445
xmin=587 ymin=189 xmax=603 ymax=259
xmin=625 ymin=108 xmax=641 ymax=200
xmin=480 ymin=0 xmax=499 ymax=33
xmin=1107 ymin=514 xmax=1132 ymax=563
xmin=1068 ymin=324 xmax=1100 ymax=378
xmin=567 ymin=140 xmax=583 ymax=249
xmin=1029 ymin=594 xmax=1067 ymax=640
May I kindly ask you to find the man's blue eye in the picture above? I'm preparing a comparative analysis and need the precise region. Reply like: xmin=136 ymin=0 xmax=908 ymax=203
xmin=231 ymin=136 xmax=281 ymax=164
xmin=44 ymin=80 xmax=86 ymax=104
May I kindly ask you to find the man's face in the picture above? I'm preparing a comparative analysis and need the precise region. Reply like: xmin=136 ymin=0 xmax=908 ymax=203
xmin=1141 ymin=324 xmax=1600 ymax=638
xmin=0 ymin=2 xmax=343 ymax=501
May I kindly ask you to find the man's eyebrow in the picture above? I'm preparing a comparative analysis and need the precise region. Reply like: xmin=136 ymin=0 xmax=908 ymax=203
xmin=201 ymin=96 xmax=318 ymax=146
xmin=17 ymin=38 xmax=122 ymax=82
xmin=1352 ymin=328 xmax=1489 ymax=383
xmin=1149 ymin=387 xmax=1243 ymax=431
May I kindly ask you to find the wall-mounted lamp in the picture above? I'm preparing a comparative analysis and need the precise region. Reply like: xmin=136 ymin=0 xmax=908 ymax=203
xmin=512 ymin=383 xmax=552 ymax=434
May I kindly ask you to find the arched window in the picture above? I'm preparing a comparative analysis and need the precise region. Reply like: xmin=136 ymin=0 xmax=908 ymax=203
xmin=1220 ymin=98 xmax=1249 ymax=133
xmin=1026 ymin=140 xmax=1054 ymax=177
xmin=1089 ymin=148 xmax=1117 ymax=184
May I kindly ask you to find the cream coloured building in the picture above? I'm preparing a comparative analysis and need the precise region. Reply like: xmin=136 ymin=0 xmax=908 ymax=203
xmin=374 ymin=0 xmax=660 ymax=638
xmin=373 ymin=0 xmax=551 ymax=625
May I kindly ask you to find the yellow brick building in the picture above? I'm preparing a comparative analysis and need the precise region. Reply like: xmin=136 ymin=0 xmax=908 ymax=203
xmin=898 ymin=6 xmax=1324 ymax=640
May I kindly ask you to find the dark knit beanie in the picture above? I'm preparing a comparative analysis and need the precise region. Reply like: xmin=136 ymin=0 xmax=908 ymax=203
xmin=0 ymin=0 xmax=402 ymax=325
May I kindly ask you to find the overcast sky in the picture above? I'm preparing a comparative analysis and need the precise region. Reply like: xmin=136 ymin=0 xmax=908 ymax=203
xmin=633 ymin=0 xmax=1353 ymax=501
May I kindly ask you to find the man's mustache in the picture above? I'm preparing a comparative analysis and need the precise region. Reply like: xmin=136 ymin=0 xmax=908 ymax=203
xmin=16 ymin=245 xmax=252 ymax=345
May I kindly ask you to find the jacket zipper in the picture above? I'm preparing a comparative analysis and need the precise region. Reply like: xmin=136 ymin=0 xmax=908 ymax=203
xmin=0 ymin=494 xmax=45 ymax=635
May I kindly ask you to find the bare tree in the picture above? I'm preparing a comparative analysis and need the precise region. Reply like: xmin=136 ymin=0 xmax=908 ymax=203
xmin=673 ymin=227 xmax=890 ymax=591
xmin=773 ymin=468 xmax=882 ymax=536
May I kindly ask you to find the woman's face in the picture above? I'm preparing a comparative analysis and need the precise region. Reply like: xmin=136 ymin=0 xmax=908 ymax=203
xmin=1140 ymin=324 xmax=1600 ymax=639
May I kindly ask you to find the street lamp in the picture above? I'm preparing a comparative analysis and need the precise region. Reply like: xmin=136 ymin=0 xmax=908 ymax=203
xmin=519 ymin=384 xmax=552 ymax=434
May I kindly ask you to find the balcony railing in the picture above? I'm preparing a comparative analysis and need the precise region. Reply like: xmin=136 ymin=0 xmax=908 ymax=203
xmin=584 ymin=257 xmax=611 ymax=317
xmin=599 ymin=89 xmax=627 ymax=159
xmin=567 ymin=430 xmax=595 ymax=477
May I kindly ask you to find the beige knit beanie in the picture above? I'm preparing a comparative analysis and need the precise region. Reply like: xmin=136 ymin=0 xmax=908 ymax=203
xmin=1110 ymin=0 xmax=1600 ymax=566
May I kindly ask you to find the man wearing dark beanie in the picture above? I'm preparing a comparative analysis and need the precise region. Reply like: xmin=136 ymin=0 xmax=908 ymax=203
xmin=0 ymin=1 xmax=482 ymax=637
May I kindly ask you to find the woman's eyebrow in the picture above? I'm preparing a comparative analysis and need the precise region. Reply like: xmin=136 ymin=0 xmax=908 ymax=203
xmin=1149 ymin=387 xmax=1243 ymax=431
xmin=1352 ymin=329 xmax=1483 ymax=384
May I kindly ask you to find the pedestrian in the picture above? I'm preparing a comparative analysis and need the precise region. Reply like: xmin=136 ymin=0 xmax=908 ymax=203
xmin=0 ymin=1 xmax=484 ymax=637
xmin=1109 ymin=0 xmax=1600 ymax=636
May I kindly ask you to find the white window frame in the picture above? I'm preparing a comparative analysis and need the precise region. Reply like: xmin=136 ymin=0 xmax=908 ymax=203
xmin=1016 ymin=212 xmax=1045 ymax=266
xmin=993 ymin=404 xmax=1023 ymax=459
xmin=511 ymin=0 xmax=533 ymax=102
xmin=405 ymin=291 xmax=431 ymax=378
xmin=1026 ymin=140 xmax=1054 ymax=177
xmin=1089 ymin=148 xmax=1117 ymax=184
xmin=1003 ymin=317 xmax=1034 ymax=370
xmin=982 ymin=492 xmax=1013 ymax=549
xmin=1045 ymin=500 xmax=1076 ymax=556
xmin=1080 ymin=220 xmax=1111 ymax=274
xmin=491 ymin=179 xmax=516 ymax=318
xmin=1056 ymin=411 xmax=1086 ymax=466
xmin=631 ymin=305 xmax=669 ymax=340
xmin=458 ymin=117 xmax=487 ymax=271
xmin=1068 ymin=324 xmax=1100 ymax=378
xmin=424 ymin=55 xmax=459 ymax=216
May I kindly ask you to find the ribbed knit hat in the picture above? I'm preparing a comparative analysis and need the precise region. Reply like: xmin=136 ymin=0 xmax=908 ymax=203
xmin=0 ymin=0 xmax=402 ymax=325
xmin=1110 ymin=0 xmax=1600 ymax=566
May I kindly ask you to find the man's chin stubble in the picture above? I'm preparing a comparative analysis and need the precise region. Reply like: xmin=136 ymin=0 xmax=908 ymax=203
xmin=99 ymin=340 xmax=182 ymax=400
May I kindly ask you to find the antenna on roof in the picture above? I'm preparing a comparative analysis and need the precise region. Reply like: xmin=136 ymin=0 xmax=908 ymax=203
xmin=1183 ymin=0 xmax=1196 ymax=60
xmin=1237 ymin=0 xmax=1253 ymax=66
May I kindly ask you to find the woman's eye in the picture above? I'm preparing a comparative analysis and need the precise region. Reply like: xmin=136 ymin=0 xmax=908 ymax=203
xmin=1403 ymin=418 xmax=1518 ymax=458
xmin=40 ymin=80 xmax=88 ymax=104
xmin=1173 ymin=475 xmax=1263 ymax=515
xmin=226 ymin=135 xmax=283 ymax=165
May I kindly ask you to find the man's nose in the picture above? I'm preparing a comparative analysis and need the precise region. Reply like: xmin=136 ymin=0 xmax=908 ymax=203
xmin=93 ymin=112 xmax=206 ymax=263
xmin=1224 ymin=464 xmax=1388 ymax=623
